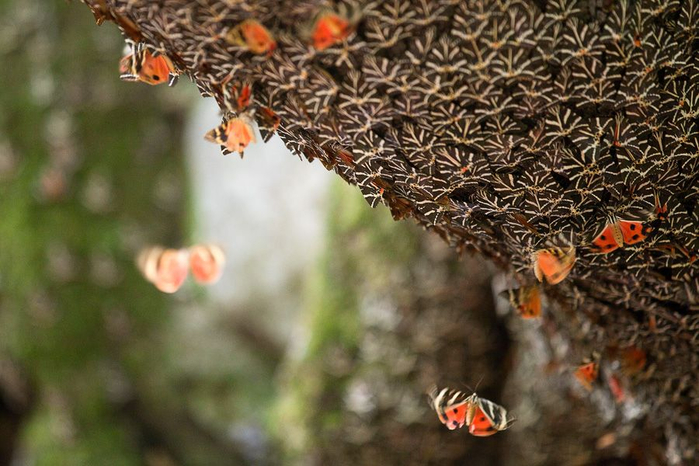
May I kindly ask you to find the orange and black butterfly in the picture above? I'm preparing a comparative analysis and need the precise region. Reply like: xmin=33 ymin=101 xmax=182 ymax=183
xmin=428 ymin=386 xmax=514 ymax=436
xmin=227 ymin=19 xmax=276 ymax=55
xmin=309 ymin=11 xmax=353 ymax=50
xmin=204 ymin=115 xmax=257 ymax=157
xmin=120 ymin=43 xmax=178 ymax=86
xmin=590 ymin=216 xmax=652 ymax=254
xmin=505 ymin=285 xmax=542 ymax=319
xmin=574 ymin=359 xmax=599 ymax=391
xmin=532 ymin=245 xmax=576 ymax=285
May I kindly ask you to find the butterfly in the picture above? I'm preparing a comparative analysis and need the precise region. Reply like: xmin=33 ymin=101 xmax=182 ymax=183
xmin=137 ymin=246 xmax=189 ymax=293
xmin=532 ymin=245 xmax=576 ymax=285
xmin=607 ymin=373 xmax=626 ymax=403
xmin=226 ymin=19 xmax=276 ymax=55
xmin=204 ymin=115 xmax=257 ymax=156
xmin=505 ymin=286 xmax=542 ymax=319
xmin=591 ymin=218 xmax=652 ymax=254
xmin=310 ymin=12 xmax=352 ymax=50
xmin=428 ymin=386 xmax=514 ymax=436
xmin=120 ymin=44 xmax=178 ymax=86
xmin=189 ymin=244 xmax=226 ymax=284
xmin=574 ymin=361 xmax=599 ymax=391
xmin=619 ymin=346 xmax=646 ymax=376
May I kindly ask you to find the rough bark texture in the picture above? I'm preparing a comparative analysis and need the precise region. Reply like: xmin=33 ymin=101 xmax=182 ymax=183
xmin=82 ymin=0 xmax=698 ymax=463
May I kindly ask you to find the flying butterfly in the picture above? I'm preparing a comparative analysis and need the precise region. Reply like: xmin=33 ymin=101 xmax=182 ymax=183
xmin=137 ymin=246 xmax=189 ymax=293
xmin=505 ymin=285 xmax=542 ymax=319
xmin=428 ymin=386 xmax=515 ymax=436
xmin=204 ymin=115 xmax=257 ymax=156
xmin=226 ymin=19 xmax=277 ymax=55
xmin=120 ymin=43 xmax=178 ymax=86
xmin=532 ymin=245 xmax=576 ymax=285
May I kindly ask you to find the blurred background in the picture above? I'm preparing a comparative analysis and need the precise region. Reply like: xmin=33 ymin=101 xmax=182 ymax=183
xmin=0 ymin=2 xmax=622 ymax=466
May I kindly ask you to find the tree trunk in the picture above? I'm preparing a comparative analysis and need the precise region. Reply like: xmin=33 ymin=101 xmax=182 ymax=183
xmin=81 ymin=0 xmax=698 ymax=463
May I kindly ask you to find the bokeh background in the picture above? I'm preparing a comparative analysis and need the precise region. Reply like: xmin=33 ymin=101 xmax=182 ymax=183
xmin=0 ymin=2 xmax=633 ymax=466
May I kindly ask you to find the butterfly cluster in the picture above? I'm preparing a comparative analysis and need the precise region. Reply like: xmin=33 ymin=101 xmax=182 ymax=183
xmin=84 ymin=0 xmax=698 ymax=458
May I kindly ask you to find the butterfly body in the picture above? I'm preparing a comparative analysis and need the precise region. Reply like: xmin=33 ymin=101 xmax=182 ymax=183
xmin=532 ymin=245 xmax=576 ymax=285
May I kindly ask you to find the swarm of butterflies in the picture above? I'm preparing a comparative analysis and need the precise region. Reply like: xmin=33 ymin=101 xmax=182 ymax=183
xmin=136 ymin=244 xmax=225 ymax=293
xmin=118 ymin=12 xmax=352 ymax=156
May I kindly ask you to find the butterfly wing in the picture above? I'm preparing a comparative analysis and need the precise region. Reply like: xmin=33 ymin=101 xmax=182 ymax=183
xmin=591 ymin=223 xmax=622 ymax=254
xmin=534 ymin=247 xmax=576 ymax=285
xmin=428 ymin=387 xmax=473 ymax=430
xmin=617 ymin=220 xmax=650 ymax=245
xmin=189 ymin=244 xmax=226 ymax=284
xmin=225 ymin=117 xmax=257 ymax=155
xmin=240 ymin=20 xmax=277 ymax=55
xmin=518 ymin=286 xmax=541 ymax=318
xmin=574 ymin=362 xmax=599 ymax=391
xmin=204 ymin=121 xmax=231 ymax=145
xmin=312 ymin=13 xmax=350 ymax=50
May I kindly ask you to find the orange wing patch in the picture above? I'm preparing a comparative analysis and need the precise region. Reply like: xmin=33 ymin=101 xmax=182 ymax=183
xmin=533 ymin=246 xmax=576 ymax=285
xmin=468 ymin=406 xmax=499 ymax=437
xmin=574 ymin=362 xmax=599 ymax=391
xmin=591 ymin=223 xmax=623 ymax=254
xmin=617 ymin=220 xmax=650 ymax=245
xmin=311 ymin=13 xmax=351 ymax=50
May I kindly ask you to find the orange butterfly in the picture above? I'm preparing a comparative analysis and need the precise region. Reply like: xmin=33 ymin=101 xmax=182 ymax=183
xmin=591 ymin=218 xmax=652 ymax=254
xmin=607 ymin=373 xmax=626 ymax=403
xmin=137 ymin=247 xmax=189 ymax=293
xmin=227 ymin=19 xmax=276 ymax=55
xmin=532 ymin=245 xmax=576 ymax=285
xmin=619 ymin=346 xmax=646 ymax=376
xmin=574 ymin=361 xmax=599 ymax=391
xmin=120 ymin=45 xmax=178 ymax=86
xmin=506 ymin=286 xmax=542 ymax=319
xmin=428 ymin=386 xmax=514 ymax=436
xmin=311 ymin=12 xmax=352 ymax=50
xmin=204 ymin=115 xmax=257 ymax=156
xmin=189 ymin=244 xmax=226 ymax=284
